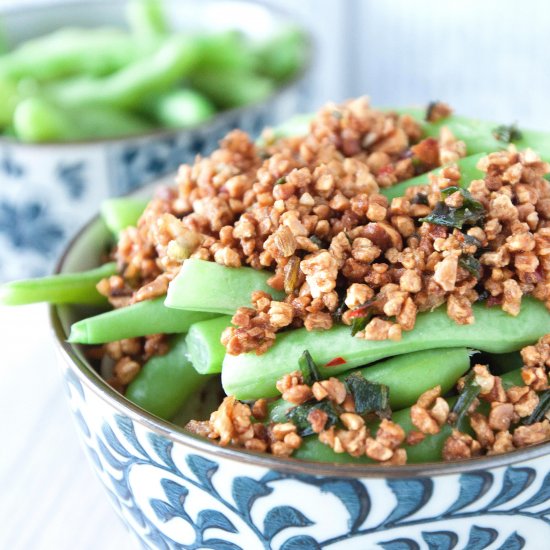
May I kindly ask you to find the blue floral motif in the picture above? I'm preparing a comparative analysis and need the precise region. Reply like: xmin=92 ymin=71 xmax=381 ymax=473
xmin=0 ymin=199 xmax=64 ymax=254
xmin=56 ymin=161 xmax=87 ymax=199
xmin=63 ymin=367 xmax=550 ymax=550
xmin=0 ymin=150 xmax=24 ymax=178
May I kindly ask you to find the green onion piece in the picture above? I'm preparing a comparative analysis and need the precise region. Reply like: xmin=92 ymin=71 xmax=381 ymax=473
xmin=450 ymin=371 xmax=481 ymax=427
xmin=298 ymin=350 xmax=321 ymax=385
xmin=521 ymin=390 xmax=550 ymax=425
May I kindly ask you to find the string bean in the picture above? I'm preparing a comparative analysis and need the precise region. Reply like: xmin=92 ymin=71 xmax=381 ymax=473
xmin=222 ymin=297 xmax=550 ymax=400
xmin=269 ymin=348 xmax=471 ymax=421
xmin=0 ymin=262 xmax=116 ymax=305
xmin=165 ymin=258 xmax=285 ymax=314
xmin=125 ymin=334 xmax=209 ymax=420
xmin=68 ymin=296 xmax=217 ymax=344
xmin=186 ymin=315 xmax=232 ymax=374
xmin=100 ymin=197 xmax=148 ymax=235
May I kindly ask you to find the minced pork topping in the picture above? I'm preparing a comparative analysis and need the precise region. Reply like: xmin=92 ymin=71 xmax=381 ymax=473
xmin=97 ymin=97 xmax=549 ymax=363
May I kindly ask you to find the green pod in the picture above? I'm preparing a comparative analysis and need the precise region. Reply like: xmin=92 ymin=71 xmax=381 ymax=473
xmin=269 ymin=348 xmax=471 ymax=422
xmin=125 ymin=334 xmax=209 ymax=420
xmin=100 ymin=197 xmax=149 ymax=235
xmin=186 ymin=315 xmax=232 ymax=374
xmin=0 ymin=262 xmax=116 ymax=306
xmin=222 ymin=297 xmax=550 ymax=400
xmin=165 ymin=258 xmax=285 ymax=315
xmin=68 ymin=296 xmax=217 ymax=344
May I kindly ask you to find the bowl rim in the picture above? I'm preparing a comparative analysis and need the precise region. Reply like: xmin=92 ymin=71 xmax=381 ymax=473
xmin=0 ymin=0 xmax=313 ymax=148
xmin=49 ymin=209 xmax=550 ymax=479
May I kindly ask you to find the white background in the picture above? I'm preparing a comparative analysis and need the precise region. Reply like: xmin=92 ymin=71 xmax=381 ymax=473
xmin=1 ymin=1 xmax=550 ymax=549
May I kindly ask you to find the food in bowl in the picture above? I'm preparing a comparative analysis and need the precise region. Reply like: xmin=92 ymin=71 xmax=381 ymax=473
xmin=0 ymin=0 xmax=308 ymax=142
xmin=3 ymin=97 xmax=550 ymax=467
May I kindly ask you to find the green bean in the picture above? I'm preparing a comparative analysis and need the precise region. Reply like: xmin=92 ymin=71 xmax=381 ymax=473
xmin=222 ymin=297 xmax=549 ymax=400
xmin=293 ymin=369 xmax=523 ymax=464
xmin=100 ymin=197 xmax=148 ymax=235
xmin=269 ymin=348 xmax=471 ymax=422
xmin=0 ymin=262 xmax=116 ymax=306
xmin=399 ymin=108 xmax=550 ymax=160
xmin=165 ymin=258 xmax=285 ymax=314
xmin=0 ymin=28 xmax=140 ymax=81
xmin=381 ymin=153 xmax=485 ymax=200
xmin=486 ymin=351 xmax=524 ymax=374
xmin=0 ymin=78 xmax=19 ymax=127
xmin=193 ymin=31 xmax=256 ymax=73
xmin=186 ymin=316 xmax=232 ymax=374
xmin=126 ymin=0 xmax=168 ymax=41
xmin=13 ymin=97 xmax=153 ymax=142
xmin=189 ymin=69 xmax=274 ymax=109
xmin=266 ymin=113 xmax=312 ymax=141
xmin=68 ymin=296 xmax=217 ymax=344
xmin=145 ymin=88 xmax=216 ymax=129
xmin=50 ymin=35 xmax=201 ymax=110
xmin=255 ymin=26 xmax=308 ymax=82
xmin=125 ymin=334 xmax=209 ymax=420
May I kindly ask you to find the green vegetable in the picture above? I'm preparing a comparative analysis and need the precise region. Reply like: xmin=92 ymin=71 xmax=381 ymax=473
xmin=255 ymin=27 xmax=308 ymax=82
xmin=450 ymin=370 xmax=480 ymax=427
xmin=493 ymin=123 xmax=522 ymax=144
xmin=100 ymin=197 xmax=148 ymax=235
xmin=522 ymin=390 xmax=550 ymax=425
xmin=400 ymin=108 xmax=550 ymax=160
xmin=286 ymin=400 xmax=340 ymax=437
xmin=194 ymin=31 xmax=257 ymax=73
xmin=125 ymin=334 xmax=209 ymax=420
xmin=419 ymin=186 xmax=485 ymax=229
xmin=269 ymin=348 xmax=471 ymax=421
xmin=292 ymin=369 xmax=524 ymax=464
xmin=487 ymin=351 xmax=524 ymax=374
xmin=126 ymin=0 xmax=168 ymax=40
xmin=185 ymin=316 xmax=232 ymax=374
xmin=0 ymin=78 xmax=18 ymax=127
xmin=0 ymin=262 xmax=116 ymax=306
xmin=145 ymin=88 xmax=216 ymax=129
xmin=0 ymin=28 xmax=140 ymax=81
xmin=68 ymin=296 xmax=217 ymax=344
xmin=165 ymin=258 xmax=285 ymax=314
xmin=222 ymin=298 xmax=549 ymax=400
xmin=379 ymin=153 xmax=486 ymax=201
xmin=50 ymin=35 xmax=201 ymax=110
xmin=190 ymin=69 xmax=274 ymax=109
xmin=13 ymin=97 xmax=153 ymax=142
xmin=298 ymin=350 xmax=322 ymax=385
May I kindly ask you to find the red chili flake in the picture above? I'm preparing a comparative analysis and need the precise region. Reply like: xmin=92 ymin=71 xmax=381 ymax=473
xmin=377 ymin=164 xmax=394 ymax=177
xmin=325 ymin=357 xmax=347 ymax=367
xmin=347 ymin=303 xmax=373 ymax=319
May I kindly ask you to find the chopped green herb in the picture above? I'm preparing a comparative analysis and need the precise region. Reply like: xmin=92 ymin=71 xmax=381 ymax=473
xmin=349 ymin=300 xmax=377 ymax=336
xmin=521 ymin=390 xmax=550 ymax=426
xmin=420 ymin=187 xmax=485 ymax=229
xmin=492 ymin=123 xmax=523 ymax=144
xmin=345 ymin=372 xmax=391 ymax=418
xmin=463 ymin=234 xmax=482 ymax=248
xmin=459 ymin=255 xmax=482 ymax=278
xmin=450 ymin=370 xmax=481 ymax=427
xmin=298 ymin=350 xmax=321 ymax=386
xmin=286 ymin=400 xmax=339 ymax=437
xmin=275 ymin=176 xmax=287 ymax=185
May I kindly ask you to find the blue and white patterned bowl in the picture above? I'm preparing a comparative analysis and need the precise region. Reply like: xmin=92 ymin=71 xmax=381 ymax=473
xmin=50 ymin=214 xmax=550 ymax=550
xmin=0 ymin=0 xmax=311 ymax=282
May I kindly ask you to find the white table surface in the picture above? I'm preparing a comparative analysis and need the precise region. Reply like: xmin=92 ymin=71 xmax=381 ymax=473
xmin=0 ymin=304 xmax=133 ymax=550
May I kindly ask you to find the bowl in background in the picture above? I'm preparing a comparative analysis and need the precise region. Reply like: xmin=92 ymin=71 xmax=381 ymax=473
xmin=50 ymin=209 xmax=550 ymax=550
xmin=0 ymin=0 xmax=311 ymax=282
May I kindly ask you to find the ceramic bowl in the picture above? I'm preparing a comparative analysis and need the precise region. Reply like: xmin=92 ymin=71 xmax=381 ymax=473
xmin=0 ymin=0 xmax=310 ymax=282
xmin=50 ymin=210 xmax=550 ymax=550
